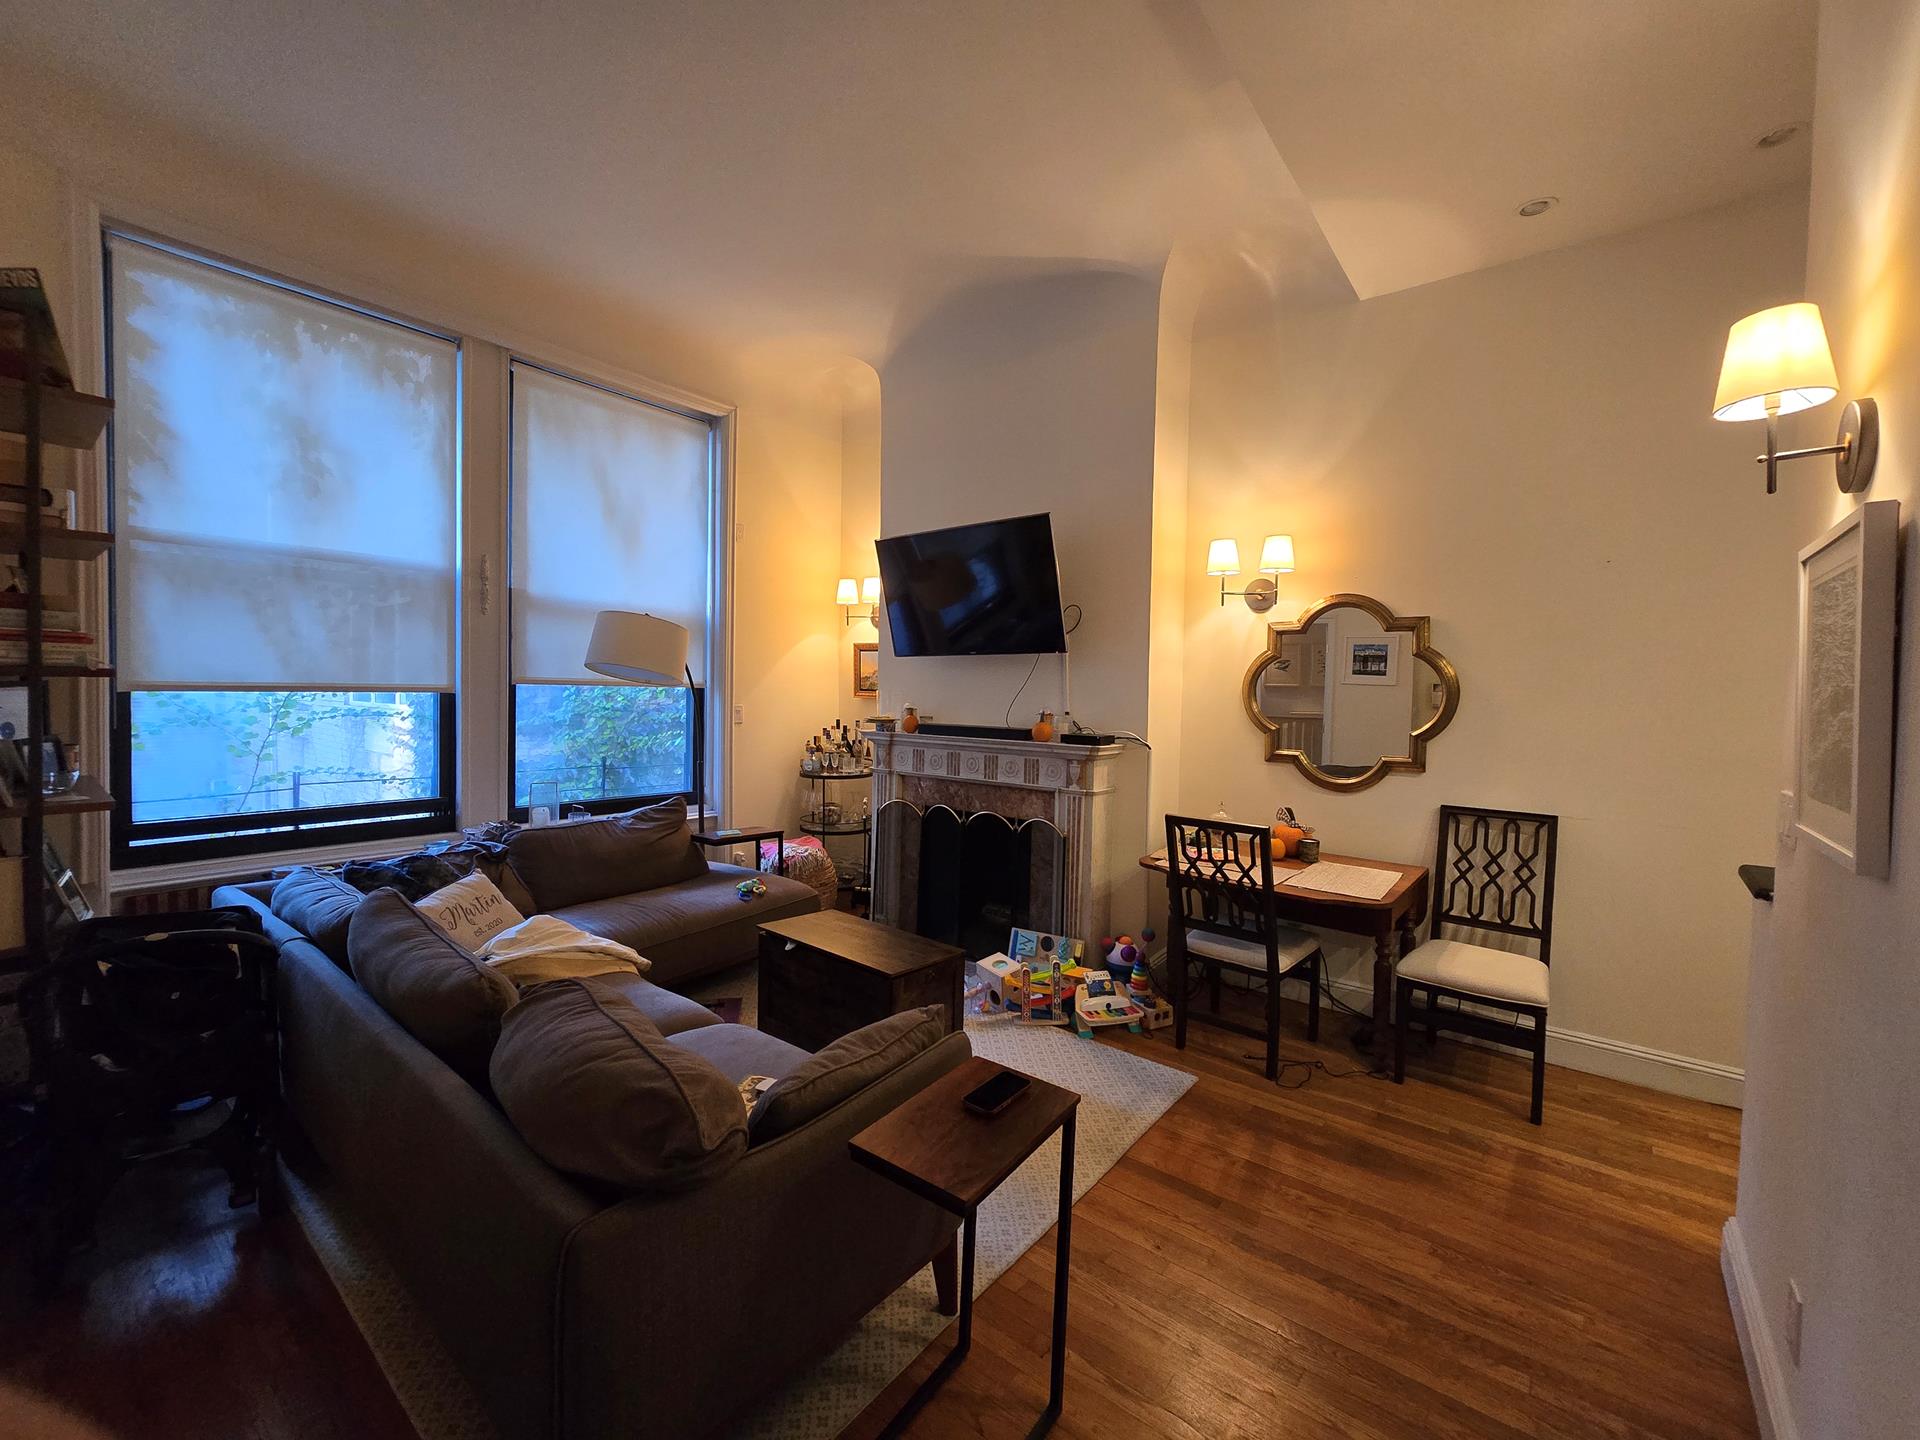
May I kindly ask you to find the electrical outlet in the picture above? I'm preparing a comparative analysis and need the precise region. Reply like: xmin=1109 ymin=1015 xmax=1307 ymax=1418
xmin=1778 ymin=790 xmax=1797 ymax=853
xmin=1786 ymin=1280 xmax=1805 ymax=1365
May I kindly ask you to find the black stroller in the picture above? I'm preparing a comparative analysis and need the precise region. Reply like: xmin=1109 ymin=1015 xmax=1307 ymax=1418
xmin=18 ymin=907 xmax=281 ymax=1290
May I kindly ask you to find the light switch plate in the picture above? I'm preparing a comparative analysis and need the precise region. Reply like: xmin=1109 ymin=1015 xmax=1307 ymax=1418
xmin=1778 ymin=790 xmax=1797 ymax=853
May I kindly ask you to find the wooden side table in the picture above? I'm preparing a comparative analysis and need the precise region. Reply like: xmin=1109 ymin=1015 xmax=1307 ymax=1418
xmin=850 ymin=1056 xmax=1079 ymax=1438
xmin=691 ymin=825 xmax=786 ymax=875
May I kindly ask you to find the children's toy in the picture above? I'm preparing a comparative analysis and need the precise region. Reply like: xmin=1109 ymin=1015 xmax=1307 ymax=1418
xmin=978 ymin=954 xmax=1025 ymax=1012
xmin=1008 ymin=927 xmax=1086 ymax=968
xmin=734 ymin=877 xmax=767 ymax=902
xmin=1072 ymin=970 xmax=1145 ymax=1037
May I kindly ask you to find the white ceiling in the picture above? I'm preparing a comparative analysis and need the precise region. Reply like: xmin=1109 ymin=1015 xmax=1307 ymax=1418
xmin=4 ymin=0 xmax=1815 ymax=357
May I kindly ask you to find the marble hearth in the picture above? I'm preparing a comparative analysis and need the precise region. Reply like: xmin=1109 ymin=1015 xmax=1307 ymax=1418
xmin=868 ymin=730 xmax=1128 ymax=949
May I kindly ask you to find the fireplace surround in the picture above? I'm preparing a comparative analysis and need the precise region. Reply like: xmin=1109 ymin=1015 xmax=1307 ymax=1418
xmin=868 ymin=730 xmax=1130 ymax=951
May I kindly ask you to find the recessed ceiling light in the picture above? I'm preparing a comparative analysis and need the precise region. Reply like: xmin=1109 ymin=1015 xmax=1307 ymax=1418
xmin=1516 ymin=197 xmax=1558 ymax=218
xmin=1756 ymin=122 xmax=1803 ymax=149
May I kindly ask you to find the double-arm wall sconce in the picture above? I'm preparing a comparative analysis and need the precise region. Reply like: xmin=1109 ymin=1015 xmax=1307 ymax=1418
xmin=837 ymin=575 xmax=880 ymax=626
xmin=1208 ymin=534 xmax=1294 ymax=611
xmin=1713 ymin=302 xmax=1879 ymax=495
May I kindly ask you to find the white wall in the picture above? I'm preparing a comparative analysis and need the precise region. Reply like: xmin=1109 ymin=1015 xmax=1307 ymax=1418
xmin=0 ymin=96 xmax=848 ymax=864
xmin=1727 ymin=1 xmax=1920 ymax=1434
xmin=837 ymin=363 xmax=883 ymax=718
xmin=1181 ymin=188 xmax=1812 ymax=1096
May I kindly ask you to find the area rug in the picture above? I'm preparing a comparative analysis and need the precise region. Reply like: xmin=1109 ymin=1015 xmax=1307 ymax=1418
xmin=287 ymin=966 xmax=1193 ymax=1440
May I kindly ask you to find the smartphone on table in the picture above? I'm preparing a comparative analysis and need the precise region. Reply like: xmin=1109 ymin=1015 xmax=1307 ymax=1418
xmin=963 ymin=1067 xmax=1031 ymax=1117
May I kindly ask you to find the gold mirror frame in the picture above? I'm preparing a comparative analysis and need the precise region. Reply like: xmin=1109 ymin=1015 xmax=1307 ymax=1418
xmin=1241 ymin=592 xmax=1460 ymax=793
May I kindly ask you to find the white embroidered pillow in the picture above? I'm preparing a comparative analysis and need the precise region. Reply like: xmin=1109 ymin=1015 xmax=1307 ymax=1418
xmin=416 ymin=871 xmax=525 ymax=951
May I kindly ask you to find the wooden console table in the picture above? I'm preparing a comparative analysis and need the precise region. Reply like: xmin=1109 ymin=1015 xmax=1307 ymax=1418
xmin=1138 ymin=847 xmax=1429 ymax=1059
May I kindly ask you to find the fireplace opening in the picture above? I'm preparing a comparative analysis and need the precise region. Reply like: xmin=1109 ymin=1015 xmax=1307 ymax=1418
xmin=873 ymin=801 xmax=1064 ymax=958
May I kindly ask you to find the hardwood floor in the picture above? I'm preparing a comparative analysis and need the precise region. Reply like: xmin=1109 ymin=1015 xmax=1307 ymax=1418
xmin=2 ymin=996 xmax=1754 ymax=1440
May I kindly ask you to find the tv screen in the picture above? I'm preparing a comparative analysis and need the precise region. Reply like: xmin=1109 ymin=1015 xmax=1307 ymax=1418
xmin=875 ymin=513 xmax=1068 ymax=656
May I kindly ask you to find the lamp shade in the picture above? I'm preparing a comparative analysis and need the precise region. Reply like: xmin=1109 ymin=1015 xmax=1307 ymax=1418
xmin=1713 ymin=303 xmax=1840 ymax=422
xmin=1205 ymin=538 xmax=1240 ymax=576
xmin=1258 ymin=534 xmax=1295 ymax=573
xmin=584 ymin=610 xmax=689 ymax=685
xmin=861 ymin=575 xmax=881 ymax=604
xmin=835 ymin=577 xmax=859 ymax=606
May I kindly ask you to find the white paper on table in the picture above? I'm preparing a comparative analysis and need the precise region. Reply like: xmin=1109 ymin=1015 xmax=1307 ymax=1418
xmin=1279 ymin=861 xmax=1400 ymax=901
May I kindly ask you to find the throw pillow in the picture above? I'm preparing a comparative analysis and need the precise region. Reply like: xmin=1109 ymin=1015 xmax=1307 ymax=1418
xmin=416 ymin=871 xmax=525 ymax=951
xmin=502 ymin=798 xmax=707 ymax=911
xmin=477 ymin=913 xmax=649 ymax=987
xmin=490 ymin=977 xmax=746 ymax=1191
xmin=347 ymin=887 xmax=518 ymax=1083
xmin=268 ymin=867 xmax=365 ymax=971
xmin=749 ymin=1006 xmax=949 ymax=1143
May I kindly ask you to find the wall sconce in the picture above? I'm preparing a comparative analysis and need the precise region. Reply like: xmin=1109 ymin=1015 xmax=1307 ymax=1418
xmin=1713 ymin=302 xmax=1879 ymax=495
xmin=837 ymin=576 xmax=880 ymax=626
xmin=1208 ymin=534 xmax=1294 ymax=611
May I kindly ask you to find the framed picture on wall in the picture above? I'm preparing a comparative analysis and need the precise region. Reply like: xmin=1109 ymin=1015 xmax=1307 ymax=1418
xmin=1794 ymin=499 xmax=1898 ymax=877
xmin=1342 ymin=635 xmax=1399 ymax=686
xmin=852 ymin=641 xmax=879 ymax=697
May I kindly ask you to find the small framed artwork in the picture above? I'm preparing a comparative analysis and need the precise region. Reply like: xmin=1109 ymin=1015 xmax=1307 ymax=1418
xmin=852 ymin=642 xmax=879 ymax=697
xmin=1794 ymin=499 xmax=1898 ymax=877
xmin=1342 ymin=635 xmax=1399 ymax=686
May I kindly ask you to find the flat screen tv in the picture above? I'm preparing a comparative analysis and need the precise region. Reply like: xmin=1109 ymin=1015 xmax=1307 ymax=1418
xmin=875 ymin=513 xmax=1068 ymax=656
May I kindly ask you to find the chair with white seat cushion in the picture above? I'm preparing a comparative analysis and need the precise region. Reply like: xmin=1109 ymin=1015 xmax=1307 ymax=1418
xmin=1165 ymin=815 xmax=1323 ymax=1080
xmin=1394 ymin=805 xmax=1559 ymax=1124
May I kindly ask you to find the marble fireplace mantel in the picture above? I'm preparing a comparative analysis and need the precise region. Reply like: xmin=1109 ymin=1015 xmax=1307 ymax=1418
xmin=867 ymin=730 xmax=1128 ymax=947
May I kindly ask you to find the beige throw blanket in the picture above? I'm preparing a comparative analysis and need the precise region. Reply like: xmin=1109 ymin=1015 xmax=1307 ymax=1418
xmin=478 ymin=914 xmax=649 ymax=987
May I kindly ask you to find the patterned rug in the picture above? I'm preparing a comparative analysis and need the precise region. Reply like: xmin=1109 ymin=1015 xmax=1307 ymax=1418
xmin=288 ymin=966 xmax=1193 ymax=1439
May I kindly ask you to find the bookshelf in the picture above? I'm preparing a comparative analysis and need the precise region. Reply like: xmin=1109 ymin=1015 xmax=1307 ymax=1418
xmin=1 ymin=277 xmax=113 ymax=988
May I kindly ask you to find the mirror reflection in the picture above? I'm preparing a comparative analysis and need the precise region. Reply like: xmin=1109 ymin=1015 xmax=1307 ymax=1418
xmin=1243 ymin=595 xmax=1458 ymax=791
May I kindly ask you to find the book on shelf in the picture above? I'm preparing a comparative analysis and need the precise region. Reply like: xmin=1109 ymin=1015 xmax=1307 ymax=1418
xmin=0 ymin=268 xmax=75 ymax=391
xmin=0 ymin=497 xmax=72 ymax=529
xmin=0 ymin=647 xmax=99 ymax=667
xmin=0 ymin=627 xmax=96 ymax=645
xmin=0 ymin=609 xmax=83 ymax=632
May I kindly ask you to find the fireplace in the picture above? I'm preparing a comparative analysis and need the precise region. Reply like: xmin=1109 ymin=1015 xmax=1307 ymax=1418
xmin=874 ymin=801 xmax=1064 ymax=958
xmin=868 ymin=730 xmax=1128 ymax=950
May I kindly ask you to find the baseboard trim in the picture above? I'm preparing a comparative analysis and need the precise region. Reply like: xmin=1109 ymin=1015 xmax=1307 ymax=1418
xmin=1722 ymin=1217 xmax=1797 ymax=1440
xmin=1318 ymin=974 xmax=1745 ymax=1107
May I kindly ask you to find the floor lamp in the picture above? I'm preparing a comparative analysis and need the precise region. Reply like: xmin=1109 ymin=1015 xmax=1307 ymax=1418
xmin=583 ymin=610 xmax=705 ymax=829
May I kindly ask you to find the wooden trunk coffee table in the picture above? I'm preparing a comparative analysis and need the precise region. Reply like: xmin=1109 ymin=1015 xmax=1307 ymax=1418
xmin=850 ymin=1056 xmax=1079 ymax=1437
xmin=756 ymin=910 xmax=966 ymax=1051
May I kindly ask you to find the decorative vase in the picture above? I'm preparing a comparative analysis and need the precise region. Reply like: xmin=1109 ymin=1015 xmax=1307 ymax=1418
xmin=900 ymin=706 xmax=919 ymax=734
xmin=1031 ymin=710 xmax=1055 ymax=742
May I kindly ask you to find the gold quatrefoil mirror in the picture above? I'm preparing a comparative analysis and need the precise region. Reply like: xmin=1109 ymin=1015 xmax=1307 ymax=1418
xmin=1241 ymin=593 xmax=1460 ymax=792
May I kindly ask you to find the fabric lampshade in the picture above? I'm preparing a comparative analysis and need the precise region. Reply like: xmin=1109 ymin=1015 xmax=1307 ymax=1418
xmin=1712 ymin=303 xmax=1840 ymax=422
xmin=861 ymin=576 xmax=881 ymax=604
xmin=583 ymin=611 xmax=689 ymax=686
xmin=1205 ymin=538 xmax=1240 ymax=576
xmin=1258 ymin=535 xmax=1296 ymax=573
xmin=835 ymin=578 xmax=859 ymax=605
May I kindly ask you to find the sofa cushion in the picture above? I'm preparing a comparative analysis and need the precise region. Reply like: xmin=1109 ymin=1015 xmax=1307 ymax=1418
xmin=269 ymin=867 xmax=365 ymax=971
xmin=554 ymin=865 xmax=820 ymax=989
xmin=416 ymin=870 xmax=526 ymax=951
xmin=503 ymin=799 xmax=707 ymax=912
xmin=589 ymin=971 xmax=725 ymax=1037
xmin=750 ymin=1007 xmax=947 ymax=1143
xmin=348 ymin=888 xmax=518 ymax=1082
xmin=670 ymin=1023 xmax=812 ymax=1087
xmin=490 ymin=977 xmax=746 ymax=1192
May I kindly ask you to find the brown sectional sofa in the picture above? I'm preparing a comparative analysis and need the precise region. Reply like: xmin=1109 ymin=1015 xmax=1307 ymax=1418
xmin=215 ymin=806 xmax=969 ymax=1439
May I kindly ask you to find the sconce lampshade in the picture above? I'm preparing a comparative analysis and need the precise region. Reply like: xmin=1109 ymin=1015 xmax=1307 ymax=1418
xmin=835 ymin=577 xmax=859 ymax=606
xmin=861 ymin=576 xmax=881 ymax=604
xmin=1258 ymin=534 xmax=1295 ymax=574
xmin=584 ymin=609 xmax=689 ymax=686
xmin=1205 ymin=538 xmax=1240 ymax=576
xmin=1713 ymin=303 xmax=1840 ymax=422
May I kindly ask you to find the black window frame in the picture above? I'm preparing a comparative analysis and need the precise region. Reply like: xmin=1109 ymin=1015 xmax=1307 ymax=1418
xmin=505 ymin=681 xmax=700 ymax=822
xmin=110 ymin=690 xmax=458 ymax=868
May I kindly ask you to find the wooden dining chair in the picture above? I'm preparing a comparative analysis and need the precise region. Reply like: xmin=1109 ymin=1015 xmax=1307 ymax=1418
xmin=1393 ymin=804 xmax=1559 ymax=1123
xmin=1164 ymin=815 xmax=1323 ymax=1081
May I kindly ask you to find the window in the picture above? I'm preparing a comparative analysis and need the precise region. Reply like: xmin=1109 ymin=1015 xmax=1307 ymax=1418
xmin=107 ymin=233 xmax=459 ymax=864
xmin=508 ymin=362 xmax=713 ymax=816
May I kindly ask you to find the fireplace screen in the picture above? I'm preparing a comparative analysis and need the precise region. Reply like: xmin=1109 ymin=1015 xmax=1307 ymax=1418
xmin=872 ymin=800 xmax=1065 ymax=959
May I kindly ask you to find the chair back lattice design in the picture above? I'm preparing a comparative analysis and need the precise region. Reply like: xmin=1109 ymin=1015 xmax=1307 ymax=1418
xmin=1165 ymin=814 xmax=1277 ymax=948
xmin=1431 ymin=804 xmax=1560 ymax=966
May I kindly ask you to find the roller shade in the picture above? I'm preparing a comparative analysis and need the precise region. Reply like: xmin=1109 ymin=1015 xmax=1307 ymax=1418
xmin=109 ymin=235 xmax=458 ymax=691
xmin=509 ymin=362 xmax=712 ymax=684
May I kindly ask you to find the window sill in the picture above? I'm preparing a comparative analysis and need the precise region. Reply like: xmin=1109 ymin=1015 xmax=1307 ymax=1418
xmin=111 ymin=829 xmax=465 ymax=897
